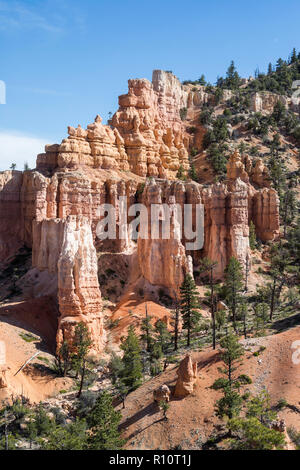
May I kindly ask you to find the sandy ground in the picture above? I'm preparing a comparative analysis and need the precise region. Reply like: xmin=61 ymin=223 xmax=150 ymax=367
xmin=118 ymin=325 xmax=300 ymax=450
xmin=0 ymin=288 xmax=299 ymax=449
xmin=0 ymin=303 xmax=72 ymax=403
xmin=109 ymin=295 xmax=173 ymax=347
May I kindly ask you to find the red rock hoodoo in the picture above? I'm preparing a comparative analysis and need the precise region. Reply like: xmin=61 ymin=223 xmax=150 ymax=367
xmin=0 ymin=70 xmax=280 ymax=353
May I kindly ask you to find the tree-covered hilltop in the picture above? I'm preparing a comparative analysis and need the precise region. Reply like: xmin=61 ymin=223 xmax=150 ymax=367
xmin=247 ymin=49 xmax=300 ymax=96
xmin=183 ymin=48 xmax=300 ymax=96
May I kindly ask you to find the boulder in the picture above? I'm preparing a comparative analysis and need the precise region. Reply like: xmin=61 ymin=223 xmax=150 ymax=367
xmin=153 ymin=384 xmax=171 ymax=403
xmin=174 ymin=354 xmax=198 ymax=397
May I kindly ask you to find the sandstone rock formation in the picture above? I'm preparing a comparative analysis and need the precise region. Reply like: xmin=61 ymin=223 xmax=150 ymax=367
xmin=56 ymin=216 xmax=105 ymax=354
xmin=249 ymin=90 xmax=300 ymax=115
xmin=26 ymin=215 xmax=105 ymax=353
xmin=174 ymin=354 xmax=198 ymax=397
xmin=0 ymin=171 xmax=23 ymax=264
xmin=250 ymin=91 xmax=288 ymax=113
xmin=249 ymin=158 xmax=271 ymax=188
xmin=0 ymin=70 xmax=281 ymax=354
xmin=227 ymin=151 xmax=270 ymax=189
xmin=153 ymin=384 xmax=171 ymax=403
xmin=226 ymin=150 xmax=249 ymax=184
xmin=251 ymin=188 xmax=280 ymax=241
xmin=111 ymin=72 xmax=190 ymax=178
xmin=138 ymin=178 xmax=193 ymax=297
xmin=37 ymin=71 xmax=190 ymax=179
xmin=200 ymin=150 xmax=279 ymax=278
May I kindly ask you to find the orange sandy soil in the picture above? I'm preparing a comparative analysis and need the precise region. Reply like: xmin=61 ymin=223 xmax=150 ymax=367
xmin=118 ymin=325 xmax=300 ymax=450
xmin=109 ymin=295 xmax=173 ymax=346
xmin=0 ymin=298 xmax=72 ymax=403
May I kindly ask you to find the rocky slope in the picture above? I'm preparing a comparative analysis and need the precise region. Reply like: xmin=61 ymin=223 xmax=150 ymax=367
xmin=118 ymin=325 xmax=300 ymax=450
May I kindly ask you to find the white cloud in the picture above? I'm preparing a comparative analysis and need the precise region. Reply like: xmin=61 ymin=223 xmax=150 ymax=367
xmin=0 ymin=131 xmax=49 ymax=171
xmin=0 ymin=1 xmax=64 ymax=33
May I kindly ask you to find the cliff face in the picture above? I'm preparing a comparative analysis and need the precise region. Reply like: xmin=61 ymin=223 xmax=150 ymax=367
xmin=137 ymin=179 xmax=193 ymax=297
xmin=0 ymin=171 xmax=24 ymax=263
xmin=0 ymin=70 xmax=280 ymax=353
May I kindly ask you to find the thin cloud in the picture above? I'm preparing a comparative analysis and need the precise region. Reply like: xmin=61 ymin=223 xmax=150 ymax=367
xmin=0 ymin=131 xmax=50 ymax=171
xmin=0 ymin=1 xmax=64 ymax=33
xmin=21 ymin=86 xmax=72 ymax=97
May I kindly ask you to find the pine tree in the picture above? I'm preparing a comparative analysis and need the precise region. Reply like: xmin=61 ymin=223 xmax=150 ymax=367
xmin=267 ymin=62 xmax=273 ymax=75
xmin=115 ymin=379 xmax=130 ymax=409
xmin=224 ymin=257 xmax=243 ymax=331
xmin=198 ymin=74 xmax=206 ymax=86
xmin=214 ymin=330 xmax=245 ymax=420
xmin=214 ymin=87 xmax=223 ymax=104
xmin=71 ymin=322 xmax=93 ymax=398
xmin=254 ymin=302 xmax=269 ymax=334
xmin=287 ymin=217 xmax=300 ymax=267
xmin=149 ymin=343 xmax=163 ymax=376
xmin=87 ymin=391 xmax=124 ymax=450
xmin=219 ymin=330 xmax=244 ymax=388
xmin=282 ymin=189 xmax=297 ymax=238
xmin=268 ymin=153 xmax=286 ymax=197
xmin=57 ymin=340 xmax=72 ymax=377
xmin=225 ymin=60 xmax=241 ymax=89
xmin=249 ymin=221 xmax=257 ymax=251
xmin=120 ymin=325 xmax=143 ymax=390
xmin=199 ymin=257 xmax=218 ymax=349
xmin=159 ymin=400 xmax=170 ymax=420
xmin=33 ymin=404 xmax=55 ymax=437
xmin=268 ymin=246 xmax=289 ymax=320
xmin=244 ymin=252 xmax=250 ymax=292
xmin=172 ymin=296 xmax=181 ymax=351
xmin=229 ymin=391 xmax=285 ymax=450
xmin=140 ymin=303 xmax=154 ymax=352
xmin=176 ymin=164 xmax=185 ymax=180
xmin=272 ymin=100 xmax=285 ymax=123
xmin=179 ymin=274 xmax=201 ymax=347
xmin=239 ymin=301 xmax=248 ymax=339
xmin=41 ymin=419 xmax=87 ymax=450
xmin=189 ymin=163 xmax=198 ymax=182
xmin=291 ymin=47 xmax=297 ymax=64
xmin=229 ymin=416 xmax=285 ymax=450
xmin=108 ymin=352 xmax=124 ymax=384
xmin=154 ymin=319 xmax=171 ymax=353
xmin=276 ymin=58 xmax=285 ymax=70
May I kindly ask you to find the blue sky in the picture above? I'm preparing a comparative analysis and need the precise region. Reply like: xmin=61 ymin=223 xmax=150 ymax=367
xmin=0 ymin=0 xmax=299 ymax=170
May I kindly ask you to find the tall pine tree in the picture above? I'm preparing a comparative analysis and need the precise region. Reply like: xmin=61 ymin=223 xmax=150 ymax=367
xmin=140 ymin=303 xmax=154 ymax=352
xmin=71 ymin=322 xmax=93 ymax=398
xmin=225 ymin=257 xmax=243 ymax=331
xmin=120 ymin=325 xmax=143 ymax=390
xmin=179 ymin=274 xmax=201 ymax=347
xmin=87 ymin=391 xmax=124 ymax=450
xmin=199 ymin=257 xmax=218 ymax=349
xmin=214 ymin=330 xmax=245 ymax=420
